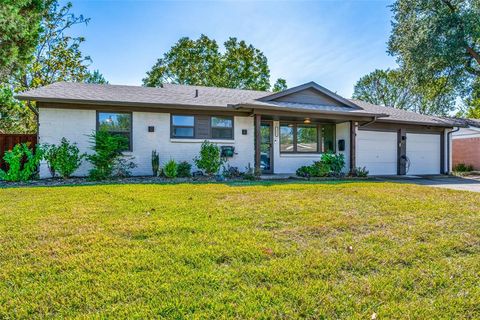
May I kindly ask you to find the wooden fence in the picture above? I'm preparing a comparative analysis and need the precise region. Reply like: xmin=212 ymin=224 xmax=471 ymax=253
xmin=0 ymin=134 xmax=38 ymax=171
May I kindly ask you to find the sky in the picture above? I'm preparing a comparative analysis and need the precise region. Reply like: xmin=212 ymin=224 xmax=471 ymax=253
xmin=66 ymin=0 xmax=398 ymax=98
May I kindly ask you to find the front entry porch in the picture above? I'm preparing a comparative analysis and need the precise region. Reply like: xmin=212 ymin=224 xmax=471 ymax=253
xmin=253 ymin=114 xmax=357 ymax=175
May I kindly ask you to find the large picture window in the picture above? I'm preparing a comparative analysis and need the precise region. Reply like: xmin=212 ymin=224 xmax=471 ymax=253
xmin=279 ymin=123 xmax=335 ymax=153
xmin=97 ymin=111 xmax=132 ymax=151
xmin=171 ymin=115 xmax=234 ymax=140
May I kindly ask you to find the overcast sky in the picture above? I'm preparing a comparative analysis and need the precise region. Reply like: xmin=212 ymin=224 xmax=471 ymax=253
xmin=66 ymin=0 xmax=397 ymax=97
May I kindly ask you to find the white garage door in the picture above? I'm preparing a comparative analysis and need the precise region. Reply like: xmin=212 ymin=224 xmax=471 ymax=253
xmin=357 ymin=130 xmax=397 ymax=175
xmin=406 ymin=133 xmax=441 ymax=175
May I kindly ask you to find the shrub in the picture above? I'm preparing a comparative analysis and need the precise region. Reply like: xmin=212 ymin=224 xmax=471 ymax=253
xmin=164 ymin=159 xmax=178 ymax=178
xmin=243 ymin=163 xmax=260 ymax=180
xmin=112 ymin=157 xmax=137 ymax=178
xmin=222 ymin=165 xmax=242 ymax=179
xmin=87 ymin=131 xmax=131 ymax=180
xmin=152 ymin=150 xmax=160 ymax=176
xmin=177 ymin=161 xmax=192 ymax=178
xmin=295 ymin=153 xmax=345 ymax=178
xmin=454 ymin=163 xmax=474 ymax=172
xmin=0 ymin=143 xmax=43 ymax=182
xmin=350 ymin=166 xmax=369 ymax=177
xmin=43 ymin=138 xmax=85 ymax=179
xmin=194 ymin=141 xmax=224 ymax=176
xmin=321 ymin=152 xmax=345 ymax=174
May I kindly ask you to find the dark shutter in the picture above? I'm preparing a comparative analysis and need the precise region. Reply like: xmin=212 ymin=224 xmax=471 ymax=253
xmin=195 ymin=115 xmax=210 ymax=139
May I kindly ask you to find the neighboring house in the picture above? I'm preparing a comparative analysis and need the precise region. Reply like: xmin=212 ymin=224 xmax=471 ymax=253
xmin=451 ymin=118 xmax=480 ymax=170
xmin=16 ymin=81 xmax=458 ymax=178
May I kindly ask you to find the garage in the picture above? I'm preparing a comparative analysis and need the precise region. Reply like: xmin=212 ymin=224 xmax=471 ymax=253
xmin=406 ymin=133 xmax=441 ymax=175
xmin=357 ymin=130 xmax=397 ymax=175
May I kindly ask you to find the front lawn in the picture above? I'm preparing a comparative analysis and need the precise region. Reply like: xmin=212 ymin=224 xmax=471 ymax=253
xmin=1 ymin=182 xmax=479 ymax=318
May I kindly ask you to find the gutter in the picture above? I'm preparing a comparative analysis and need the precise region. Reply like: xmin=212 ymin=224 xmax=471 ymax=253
xmin=446 ymin=126 xmax=460 ymax=174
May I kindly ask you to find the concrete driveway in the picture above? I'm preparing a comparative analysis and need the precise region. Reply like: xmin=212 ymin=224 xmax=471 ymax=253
xmin=376 ymin=175 xmax=480 ymax=193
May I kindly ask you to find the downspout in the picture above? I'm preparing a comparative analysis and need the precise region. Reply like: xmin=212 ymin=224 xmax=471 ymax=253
xmin=446 ymin=127 xmax=460 ymax=174
xmin=359 ymin=116 xmax=378 ymax=128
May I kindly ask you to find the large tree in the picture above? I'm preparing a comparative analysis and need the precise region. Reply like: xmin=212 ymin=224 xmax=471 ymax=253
xmin=0 ymin=0 xmax=45 ymax=82
xmin=143 ymin=35 xmax=286 ymax=91
xmin=388 ymin=0 xmax=480 ymax=116
xmin=353 ymin=69 xmax=457 ymax=115
xmin=1 ymin=1 xmax=106 ymax=133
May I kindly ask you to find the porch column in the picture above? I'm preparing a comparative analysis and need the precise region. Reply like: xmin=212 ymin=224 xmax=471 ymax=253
xmin=349 ymin=121 xmax=357 ymax=173
xmin=254 ymin=114 xmax=261 ymax=173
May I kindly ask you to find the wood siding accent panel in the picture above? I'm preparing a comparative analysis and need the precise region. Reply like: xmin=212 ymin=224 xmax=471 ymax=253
xmin=275 ymin=88 xmax=346 ymax=107
xmin=195 ymin=115 xmax=211 ymax=139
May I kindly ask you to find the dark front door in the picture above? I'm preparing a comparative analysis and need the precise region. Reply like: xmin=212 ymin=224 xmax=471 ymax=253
xmin=260 ymin=122 xmax=273 ymax=173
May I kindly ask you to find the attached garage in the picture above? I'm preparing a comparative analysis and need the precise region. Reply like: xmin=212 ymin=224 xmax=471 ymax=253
xmin=357 ymin=130 xmax=397 ymax=175
xmin=406 ymin=133 xmax=441 ymax=175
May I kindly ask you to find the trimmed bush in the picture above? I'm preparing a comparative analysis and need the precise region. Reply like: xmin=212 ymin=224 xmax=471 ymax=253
xmin=177 ymin=161 xmax=192 ymax=178
xmin=350 ymin=166 xmax=369 ymax=177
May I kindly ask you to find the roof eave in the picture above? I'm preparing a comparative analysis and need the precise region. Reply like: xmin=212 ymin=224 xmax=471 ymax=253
xmin=15 ymin=96 xmax=246 ymax=112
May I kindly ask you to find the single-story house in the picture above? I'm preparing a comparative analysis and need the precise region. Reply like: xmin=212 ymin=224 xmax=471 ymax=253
xmin=16 ymin=81 xmax=458 ymax=178
xmin=451 ymin=118 xmax=480 ymax=170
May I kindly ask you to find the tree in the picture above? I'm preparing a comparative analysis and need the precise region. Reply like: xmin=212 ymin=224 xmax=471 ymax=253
xmin=388 ymin=0 xmax=480 ymax=113
xmin=463 ymin=77 xmax=480 ymax=118
xmin=85 ymin=70 xmax=108 ymax=84
xmin=272 ymin=78 xmax=287 ymax=92
xmin=0 ymin=0 xmax=45 ymax=82
xmin=143 ymin=34 xmax=285 ymax=91
xmin=353 ymin=69 xmax=457 ymax=115
xmin=1 ymin=1 xmax=105 ymax=133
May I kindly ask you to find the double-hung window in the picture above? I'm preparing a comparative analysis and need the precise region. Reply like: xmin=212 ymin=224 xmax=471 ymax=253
xmin=171 ymin=115 xmax=234 ymax=140
xmin=97 ymin=111 xmax=132 ymax=151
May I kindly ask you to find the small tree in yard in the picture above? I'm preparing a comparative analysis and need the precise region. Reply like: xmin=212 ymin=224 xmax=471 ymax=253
xmin=43 ymin=138 xmax=85 ymax=178
xmin=194 ymin=141 xmax=224 ymax=176
xmin=87 ymin=131 xmax=129 ymax=180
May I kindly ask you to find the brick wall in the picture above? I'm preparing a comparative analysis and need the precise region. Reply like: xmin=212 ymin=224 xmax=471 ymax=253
xmin=452 ymin=137 xmax=480 ymax=170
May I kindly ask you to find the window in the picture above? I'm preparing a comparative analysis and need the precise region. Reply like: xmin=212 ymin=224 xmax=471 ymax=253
xmin=297 ymin=125 xmax=318 ymax=152
xmin=97 ymin=112 xmax=132 ymax=151
xmin=322 ymin=124 xmax=335 ymax=153
xmin=279 ymin=123 xmax=335 ymax=153
xmin=280 ymin=124 xmax=294 ymax=152
xmin=172 ymin=115 xmax=195 ymax=138
xmin=171 ymin=115 xmax=234 ymax=140
xmin=211 ymin=116 xmax=233 ymax=139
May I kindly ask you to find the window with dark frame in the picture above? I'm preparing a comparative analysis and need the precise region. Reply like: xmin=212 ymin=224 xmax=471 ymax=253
xmin=172 ymin=115 xmax=195 ymax=138
xmin=97 ymin=111 xmax=132 ymax=151
xmin=171 ymin=115 xmax=234 ymax=140
xmin=279 ymin=123 xmax=335 ymax=153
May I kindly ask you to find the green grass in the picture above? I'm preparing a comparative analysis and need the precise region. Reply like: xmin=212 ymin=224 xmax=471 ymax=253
xmin=1 ymin=181 xmax=479 ymax=319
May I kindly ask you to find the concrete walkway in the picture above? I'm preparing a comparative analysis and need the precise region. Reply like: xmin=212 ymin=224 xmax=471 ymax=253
xmin=377 ymin=175 xmax=480 ymax=193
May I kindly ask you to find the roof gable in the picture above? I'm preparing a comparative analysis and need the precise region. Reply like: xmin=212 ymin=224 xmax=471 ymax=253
xmin=258 ymin=81 xmax=360 ymax=109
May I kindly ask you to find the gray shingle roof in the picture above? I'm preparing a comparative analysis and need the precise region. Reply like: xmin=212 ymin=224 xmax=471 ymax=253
xmin=16 ymin=81 xmax=456 ymax=127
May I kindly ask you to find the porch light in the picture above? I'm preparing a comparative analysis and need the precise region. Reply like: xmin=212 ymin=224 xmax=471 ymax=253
xmin=304 ymin=118 xmax=311 ymax=124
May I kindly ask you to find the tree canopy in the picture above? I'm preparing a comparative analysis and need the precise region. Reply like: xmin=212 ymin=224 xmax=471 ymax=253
xmin=353 ymin=69 xmax=457 ymax=115
xmin=1 ymin=0 xmax=107 ymax=133
xmin=387 ymin=0 xmax=480 ymax=116
xmin=143 ymin=35 xmax=286 ymax=91
xmin=0 ymin=0 xmax=45 ymax=82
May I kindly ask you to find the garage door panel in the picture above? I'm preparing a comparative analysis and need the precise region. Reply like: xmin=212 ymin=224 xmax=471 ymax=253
xmin=357 ymin=130 xmax=397 ymax=175
xmin=406 ymin=133 xmax=440 ymax=175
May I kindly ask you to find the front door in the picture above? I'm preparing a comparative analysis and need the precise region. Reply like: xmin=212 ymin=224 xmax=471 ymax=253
xmin=260 ymin=122 xmax=273 ymax=173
